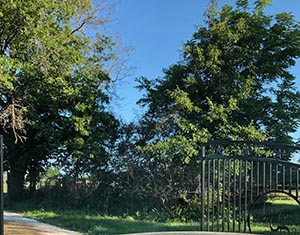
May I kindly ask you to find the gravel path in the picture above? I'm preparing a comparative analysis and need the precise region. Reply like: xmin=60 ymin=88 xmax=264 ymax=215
xmin=4 ymin=211 xmax=81 ymax=235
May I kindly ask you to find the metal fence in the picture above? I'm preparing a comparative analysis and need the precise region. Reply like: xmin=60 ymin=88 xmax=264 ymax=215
xmin=200 ymin=141 xmax=300 ymax=233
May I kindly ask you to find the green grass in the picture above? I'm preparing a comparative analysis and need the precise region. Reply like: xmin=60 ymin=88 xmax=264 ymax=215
xmin=18 ymin=210 xmax=200 ymax=235
xmin=20 ymin=210 xmax=199 ymax=235
xmin=5 ymin=198 xmax=199 ymax=235
xmin=5 ymin=193 xmax=300 ymax=235
xmin=9 ymin=206 xmax=300 ymax=235
xmin=248 ymin=195 xmax=300 ymax=235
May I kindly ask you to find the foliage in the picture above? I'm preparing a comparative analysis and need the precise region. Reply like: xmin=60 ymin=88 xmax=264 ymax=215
xmin=128 ymin=0 xmax=300 ymax=215
xmin=38 ymin=167 xmax=61 ymax=189
xmin=0 ymin=0 xmax=120 ymax=201
xmin=137 ymin=0 xmax=300 ymax=158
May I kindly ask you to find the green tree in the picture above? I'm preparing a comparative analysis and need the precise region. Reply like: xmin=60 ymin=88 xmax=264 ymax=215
xmin=138 ymin=0 xmax=300 ymax=159
xmin=0 ymin=0 xmax=120 ymax=201
xmin=135 ymin=0 xmax=300 ymax=207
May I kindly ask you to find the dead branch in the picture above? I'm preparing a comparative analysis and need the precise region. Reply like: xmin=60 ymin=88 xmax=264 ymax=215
xmin=0 ymin=101 xmax=27 ymax=143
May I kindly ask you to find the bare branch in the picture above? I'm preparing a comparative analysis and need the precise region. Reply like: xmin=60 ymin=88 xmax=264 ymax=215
xmin=71 ymin=0 xmax=116 ymax=35
xmin=70 ymin=21 xmax=87 ymax=35
xmin=0 ymin=100 xmax=27 ymax=143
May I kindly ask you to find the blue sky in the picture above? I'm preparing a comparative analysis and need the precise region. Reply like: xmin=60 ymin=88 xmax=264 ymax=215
xmin=107 ymin=0 xmax=300 ymax=123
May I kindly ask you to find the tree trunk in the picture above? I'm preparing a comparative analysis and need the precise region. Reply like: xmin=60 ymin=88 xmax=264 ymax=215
xmin=7 ymin=170 xmax=25 ymax=203
xmin=29 ymin=178 xmax=37 ymax=195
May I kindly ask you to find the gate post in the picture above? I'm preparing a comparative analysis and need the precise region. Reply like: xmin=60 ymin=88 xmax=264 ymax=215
xmin=0 ymin=135 xmax=3 ymax=235
xmin=200 ymin=146 xmax=205 ymax=231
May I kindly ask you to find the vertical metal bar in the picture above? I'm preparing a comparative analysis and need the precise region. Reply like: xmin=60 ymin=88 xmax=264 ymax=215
xmin=248 ymin=159 xmax=253 ymax=233
xmin=283 ymin=166 xmax=286 ymax=191
xmin=297 ymin=169 xmax=299 ymax=200
xmin=201 ymin=146 xmax=206 ymax=231
xmin=201 ymin=145 xmax=206 ymax=158
xmin=212 ymin=160 xmax=215 ymax=231
xmin=289 ymin=168 xmax=292 ymax=194
xmin=233 ymin=159 xmax=236 ymax=232
xmin=244 ymin=160 xmax=248 ymax=233
xmin=217 ymin=159 xmax=220 ymax=231
xmin=262 ymin=162 xmax=266 ymax=216
xmin=263 ymin=162 xmax=266 ymax=193
xmin=222 ymin=159 xmax=225 ymax=232
xmin=250 ymin=161 xmax=253 ymax=202
xmin=269 ymin=163 xmax=272 ymax=191
xmin=201 ymin=159 xmax=205 ymax=231
xmin=276 ymin=164 xmax=279 ymax=191
xmin=239 ymin=159 xmax=242 ymax=232
xmin=257 ymin=162 xmax=260 ymax=197
xmin=228 ymin=159 xmax=231 ymax=232
xmin=207 ymin=160 xmax=211 ymax=231
xmin=0 ymin=135 xmax=3 ymax=235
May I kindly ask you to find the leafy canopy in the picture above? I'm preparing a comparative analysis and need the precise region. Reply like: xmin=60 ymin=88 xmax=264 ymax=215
xmin=137 ymin=0 xmax=300 ymax=161
xmin=0 ymin=0 xmax=120 ymax=199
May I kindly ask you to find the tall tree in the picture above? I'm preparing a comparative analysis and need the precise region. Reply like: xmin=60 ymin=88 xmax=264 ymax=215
xmin=138 ymin=0 xmax=300 ymax=165
xmin=0 ymin=0 xmax=120 ymax=201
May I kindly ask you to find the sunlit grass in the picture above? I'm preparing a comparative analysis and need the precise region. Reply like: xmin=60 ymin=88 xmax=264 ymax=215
xmin=5 ymin=192 xmax=300 ymax=235
xmin=249 ymin=193 xmax=300 ymax=235
xmin=18 ymin=205 xmax=300 ymax=235
xmin=18 ymin=209 xmax=199 ymax=235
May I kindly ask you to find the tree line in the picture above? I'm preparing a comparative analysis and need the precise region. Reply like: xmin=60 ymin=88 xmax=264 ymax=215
xmin=1 ymin=0 xmax=300 ymax=219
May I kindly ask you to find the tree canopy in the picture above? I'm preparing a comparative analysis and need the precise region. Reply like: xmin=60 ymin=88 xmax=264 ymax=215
xmin=0 ymin=0 xmax=120 ymax=200
xmin=117 ymin=0 xmax=300 ymax=213
xmin=138 ymin=0 xmax=300 ymax=162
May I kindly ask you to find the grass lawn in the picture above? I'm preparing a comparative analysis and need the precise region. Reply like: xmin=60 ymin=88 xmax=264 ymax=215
xmin=19 ymin=210 xmax=200 ymax=235
xmin=248 ymin=193 xmax=300 ymax=234
xmin=5 ymin=192 xmax=300 ymax=235
xmin=5 ymin=199 xmax=200 ymax=235
xmin=11 ymin=205 xmax=300 ymax=235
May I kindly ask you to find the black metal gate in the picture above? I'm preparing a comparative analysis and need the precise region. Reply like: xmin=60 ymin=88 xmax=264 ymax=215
xmin=200 ymin=141 xmax=300 ymax=233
